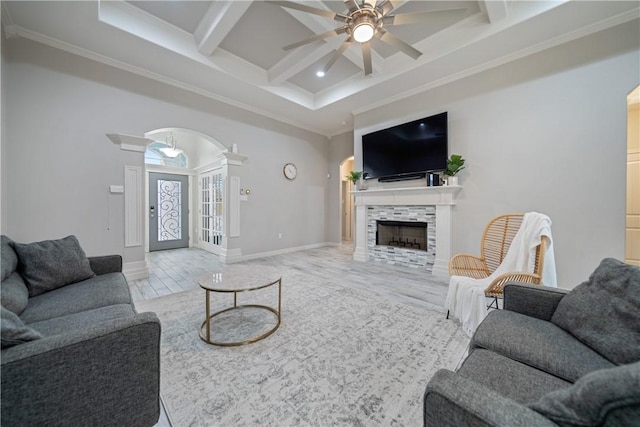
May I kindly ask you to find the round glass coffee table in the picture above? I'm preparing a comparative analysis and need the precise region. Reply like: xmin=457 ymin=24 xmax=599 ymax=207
xmin=198 ymin=265 xmax=281 ymax=346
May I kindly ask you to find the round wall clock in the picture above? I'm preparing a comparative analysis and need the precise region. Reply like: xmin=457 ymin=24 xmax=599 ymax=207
xmin=283 ymin=163 xmax=297 ymax=180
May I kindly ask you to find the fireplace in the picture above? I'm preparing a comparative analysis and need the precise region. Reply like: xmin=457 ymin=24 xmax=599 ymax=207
xmin=376 ymin=221 xmax=428 ymax=252
xmin=353 ymin=186 xmax=461 ymax=275
xmin=366 ymin=206 xmax=436 ymax=269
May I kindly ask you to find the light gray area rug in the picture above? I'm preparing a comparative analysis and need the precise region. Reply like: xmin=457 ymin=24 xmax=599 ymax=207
xmin=136 ymin=272 xmax=469 ymax=426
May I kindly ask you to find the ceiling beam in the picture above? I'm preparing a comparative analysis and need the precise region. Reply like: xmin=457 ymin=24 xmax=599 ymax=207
xmin=481 ymin=0 xmax=508 ymax=23
xmin=194 ymin=1 xmax=252 ymax=56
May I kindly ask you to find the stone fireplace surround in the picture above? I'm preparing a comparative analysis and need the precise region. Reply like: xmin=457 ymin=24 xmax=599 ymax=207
xmin=352 ymin=185 xmax=461 ymax=276
xmin=369 ymin=207 xmax=436 ymax=269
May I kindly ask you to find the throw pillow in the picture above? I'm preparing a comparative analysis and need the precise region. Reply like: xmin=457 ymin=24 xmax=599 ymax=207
xmin=1 ymin=235 xmax=18 ymax=281
xmin=1 ymin=305 xmax=43 ymax=348
xmin=528 ymin=361 xmax=640 ymax=426
xmin=0 ymin=273 xmax=30 ymax=315
xmin=13 ymin=235 xmax=95 ymax=297
xmin=551 ymin=258 xmax=640 ymax=365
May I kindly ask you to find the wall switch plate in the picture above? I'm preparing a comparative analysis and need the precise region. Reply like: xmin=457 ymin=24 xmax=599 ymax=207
xmin=110 ymin=185 xmax=124 ymax=193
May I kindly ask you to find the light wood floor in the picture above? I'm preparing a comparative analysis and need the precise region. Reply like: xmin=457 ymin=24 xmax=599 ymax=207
xmin=129 ymin=243 xmax=450 ymax=314
xmin=131 ymin=244 xmax=454 ymax=427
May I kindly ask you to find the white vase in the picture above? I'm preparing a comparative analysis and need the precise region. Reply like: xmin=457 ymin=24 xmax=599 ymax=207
xmin=447 ymin=176 xmax=458 ymax=186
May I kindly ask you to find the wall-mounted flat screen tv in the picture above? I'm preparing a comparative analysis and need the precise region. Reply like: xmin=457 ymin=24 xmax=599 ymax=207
xmin=362 ymin=112 xmax=448 ymax=182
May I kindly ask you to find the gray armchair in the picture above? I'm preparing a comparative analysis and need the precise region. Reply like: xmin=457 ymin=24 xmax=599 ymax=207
xmin=425 ymin=258 xmax=640 ymax=427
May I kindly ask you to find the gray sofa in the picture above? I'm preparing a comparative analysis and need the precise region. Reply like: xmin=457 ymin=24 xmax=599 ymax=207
xmin=1 ymin=235 xmax=161 ymax=426
xmin=424 ymin=258 xmax=640 ymax=426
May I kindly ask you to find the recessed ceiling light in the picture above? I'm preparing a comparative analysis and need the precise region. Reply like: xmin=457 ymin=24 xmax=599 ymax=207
xmin=316 ymin=70 xmax=325 ymax=77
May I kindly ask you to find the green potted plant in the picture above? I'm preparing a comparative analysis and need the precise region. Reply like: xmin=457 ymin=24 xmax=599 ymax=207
xmin=345 ymin=170 xmax=365 ymax=190
xmin=444 ymin=154 xmax=465 ymax=185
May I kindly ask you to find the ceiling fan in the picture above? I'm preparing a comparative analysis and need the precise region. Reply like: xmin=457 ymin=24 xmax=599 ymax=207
xmin=267 ymin=0 xmax=466 ymax=76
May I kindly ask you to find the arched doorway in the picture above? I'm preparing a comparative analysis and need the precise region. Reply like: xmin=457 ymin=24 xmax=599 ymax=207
xmin=143 ymin=128 xmax=226 ymax=253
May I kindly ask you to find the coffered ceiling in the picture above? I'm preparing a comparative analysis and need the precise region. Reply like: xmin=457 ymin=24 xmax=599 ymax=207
xmin=2 ymin=1 xmax=638 ymax=136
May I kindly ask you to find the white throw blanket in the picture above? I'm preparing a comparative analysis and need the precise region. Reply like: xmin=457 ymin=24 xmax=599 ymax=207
xmin=445 ymin=212 xmax=557 ymax=337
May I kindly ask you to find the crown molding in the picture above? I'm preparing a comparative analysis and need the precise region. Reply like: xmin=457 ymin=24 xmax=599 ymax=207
xmin=6 ymin=24 xmax=331 ymax=138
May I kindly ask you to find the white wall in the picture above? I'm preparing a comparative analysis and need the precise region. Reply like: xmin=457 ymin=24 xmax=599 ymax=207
xmin=354 ymin=20 xmax=640 ymax=288
xmin=1 ymin=37 xmax=330 ymax=264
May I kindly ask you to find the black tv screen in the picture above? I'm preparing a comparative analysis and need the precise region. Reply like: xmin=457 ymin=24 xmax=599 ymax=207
xmin=362 ymin=112 xmax=448 ymax=181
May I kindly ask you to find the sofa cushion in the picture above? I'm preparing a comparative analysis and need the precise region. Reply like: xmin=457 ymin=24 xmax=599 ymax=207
xmin=528 ymin=361 xmax=640 ymax=426
xmin=1 ymin=235 xmax=18 ymax=281
xmin=13 ymin=235 xmax=95 ymax=297
xmin=28 ymin=304 xmax=136 ymax=337
xmin=458 ymin=349 xmax=572 ymax=405
xmin=0 ymin=273 xmax=29 ymax=315
xmin=1 ymin=305 xmax=43 ymax=348
xmin=551 ymin=258 xmax=640 ymax=365
xmin=472 ymin=310 xmax=614 ymax=382
xmin=20 ymin=273 xmax=132 ymax=324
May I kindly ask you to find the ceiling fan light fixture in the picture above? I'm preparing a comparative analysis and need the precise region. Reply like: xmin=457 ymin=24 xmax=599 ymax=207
xmin=351 ymin=13 xmax=376 ymax=43
xmin=353 ymin=22 xmax=375 ymax=42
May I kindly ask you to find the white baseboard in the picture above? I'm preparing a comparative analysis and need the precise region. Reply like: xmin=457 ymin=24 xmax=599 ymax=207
xmin=219 ymin=247 xmax=243 ymax=264
xmin=233 ymin=242 xmax=335 ymax=263
xmin=353 ymin=245 xmax=368 ymax=262
xmin=123 ymin=260 xmax=149 ymax=281
xmin=431 ymin=258 xmax=450 ymax=278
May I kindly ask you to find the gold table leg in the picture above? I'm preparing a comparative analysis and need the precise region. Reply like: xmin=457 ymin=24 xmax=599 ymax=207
xmin=205 ymin=289 xmax=210 ymax=343
xmin=199 ymin=277 xmax=282 ymax=346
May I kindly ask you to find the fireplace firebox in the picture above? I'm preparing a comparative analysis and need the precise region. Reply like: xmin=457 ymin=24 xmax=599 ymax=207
xmin=376 ymin=220 xmax=428 ymax=252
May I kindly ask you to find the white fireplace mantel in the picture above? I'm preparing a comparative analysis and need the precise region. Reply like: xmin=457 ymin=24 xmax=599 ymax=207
xmin=351 ymin=185 xmax=462 ymax=277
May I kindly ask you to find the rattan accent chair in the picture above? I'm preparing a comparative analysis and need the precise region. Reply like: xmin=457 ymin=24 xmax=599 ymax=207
xmin=448 ymin=213 xmax=548 ymax=313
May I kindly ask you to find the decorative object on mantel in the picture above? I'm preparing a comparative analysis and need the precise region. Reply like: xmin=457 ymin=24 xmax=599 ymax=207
xmin=346 ymin=170 xmax=366 ymax=191
xmin=444 ymin=154 xmax=465 ymax=186
xmin=426 ymin=172 xmax=441 ymax=187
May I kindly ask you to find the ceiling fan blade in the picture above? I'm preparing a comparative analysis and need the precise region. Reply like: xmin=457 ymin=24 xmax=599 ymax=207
xmin=377 ymin=0 xmax=401 ymax=16
xmin=383 ymin=7 xmax=467 ymax=26
xmin=343 ymin=0 xmax=360 ymax=13
xmin=283 ymin=27 xmax=347 ymax=50
xmin=322 ymin=37 xmax=352 ymax=74
xmin=361 ymin=42 xmax=372 ymax=76
xmin=266 ymin=1 xmax=348 ymax=22
xmin=375 ymin=29 xmax=422 ymax=59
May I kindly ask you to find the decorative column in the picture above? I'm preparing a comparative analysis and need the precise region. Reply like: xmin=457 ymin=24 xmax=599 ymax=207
xmin=106 ymin=133 xmax=155 ymax=280
xmin=220 ymin=152 xmax=247 ymax=264
xmin=353 ymin=204 xmax=369 ymax=262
